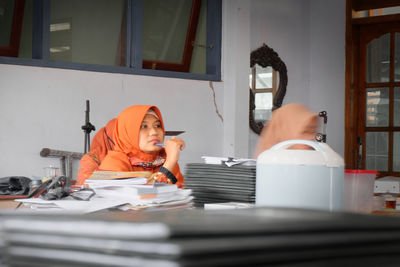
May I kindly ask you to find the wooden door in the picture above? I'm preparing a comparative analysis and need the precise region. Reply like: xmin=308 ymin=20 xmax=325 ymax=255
xmin=356 ymin=22 xmax=400 ymax=176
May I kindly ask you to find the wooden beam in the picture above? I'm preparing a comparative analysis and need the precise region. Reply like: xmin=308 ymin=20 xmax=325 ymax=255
xmin=352 ymin=0 xmax=400 ymax=11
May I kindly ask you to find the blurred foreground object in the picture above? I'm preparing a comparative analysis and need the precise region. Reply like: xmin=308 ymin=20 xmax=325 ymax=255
xmin=256 ymin=140 xmax=344 ymax=211
xmin=254 ymin=103 xmax=318 ymax=158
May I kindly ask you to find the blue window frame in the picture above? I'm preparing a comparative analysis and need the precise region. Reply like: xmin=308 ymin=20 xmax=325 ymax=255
xmin=0 ymin=0 xmax=221 ymax=81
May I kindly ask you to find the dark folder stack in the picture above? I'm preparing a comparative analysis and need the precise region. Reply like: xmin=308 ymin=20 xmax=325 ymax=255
xmin=184 ymin=163 xmax=256 ymax=206
xmin=2 ymin=207 xmax=400 ymax=266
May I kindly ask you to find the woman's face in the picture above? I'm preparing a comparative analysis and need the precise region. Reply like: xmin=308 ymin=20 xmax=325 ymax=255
xmin=139 ymin=114 xmax=164 ymax=153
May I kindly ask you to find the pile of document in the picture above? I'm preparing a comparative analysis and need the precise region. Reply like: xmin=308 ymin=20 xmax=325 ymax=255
xmin=85 ymin=178 xmax=193 ymax=212
xmin=2 ymin=207 xmax=400 ymax=266
xmin=15 ymin=172 xmax=193 ymax=213
xmin=184 ymin=159 xmax=256 ymax=206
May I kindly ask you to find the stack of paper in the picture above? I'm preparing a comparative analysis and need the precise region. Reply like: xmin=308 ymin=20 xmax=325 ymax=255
xmin=184 ymin=163 xmax=256 ymax=206
xmin=3 ymin=207 xmax=400 ymax=266
xmin=85 ymin=179 xmax=178 ymax=200
xmin=86 ymin=178 xmax=194 ymax=211
xmin=16 ymin=172 xmax=193 ymax=213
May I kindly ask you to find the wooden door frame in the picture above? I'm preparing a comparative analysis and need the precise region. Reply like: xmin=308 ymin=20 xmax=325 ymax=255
xmin=345 ymin=0 xmax=359 ymax=170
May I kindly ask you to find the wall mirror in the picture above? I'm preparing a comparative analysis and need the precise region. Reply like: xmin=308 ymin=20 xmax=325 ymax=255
xmin=249 ymin=44 xmax=287 ymax=134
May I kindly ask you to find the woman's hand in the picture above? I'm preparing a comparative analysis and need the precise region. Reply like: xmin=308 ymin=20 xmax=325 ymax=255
xmin=163 ymin=136 xmax=185 ymax=171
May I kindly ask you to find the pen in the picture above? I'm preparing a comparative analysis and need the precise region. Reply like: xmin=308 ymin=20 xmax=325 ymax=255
xmin=155 ymin=143 xmax=164 ymax=147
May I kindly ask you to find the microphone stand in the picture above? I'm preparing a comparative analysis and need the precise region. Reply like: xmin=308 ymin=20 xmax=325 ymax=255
xmin=81 ymin=100 xmax=96 ymax=154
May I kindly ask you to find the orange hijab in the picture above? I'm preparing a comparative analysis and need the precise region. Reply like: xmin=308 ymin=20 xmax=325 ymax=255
xmin=254 ymin=103 xmax=319 ymax=158
xmin=100 ymin=105 xmax=184 ymax=187
xmin=76 ymin=118 xmax=116 ymax=185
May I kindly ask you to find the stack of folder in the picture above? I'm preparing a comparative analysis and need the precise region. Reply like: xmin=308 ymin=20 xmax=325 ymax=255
xmin=184 ymin=162 xmax=256 ymax=205
xmin=2 ymin=207 xmax=400 ymax=266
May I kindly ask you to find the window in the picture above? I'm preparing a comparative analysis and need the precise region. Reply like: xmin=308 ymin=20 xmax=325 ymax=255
xmin=0 ymin=0 xmax=221 ymax=81
xmin=49 ymin=0 xmax=125 ymax=66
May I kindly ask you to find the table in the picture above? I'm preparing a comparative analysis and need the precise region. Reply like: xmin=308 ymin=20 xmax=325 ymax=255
xmin=0 ymin=195 xmax=28 ymax=209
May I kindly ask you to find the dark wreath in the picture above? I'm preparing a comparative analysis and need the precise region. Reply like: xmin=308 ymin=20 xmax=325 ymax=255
xmin=249 ymin=43 xmax=288 ymax=134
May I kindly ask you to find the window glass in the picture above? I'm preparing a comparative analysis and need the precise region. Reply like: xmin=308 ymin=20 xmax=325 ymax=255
xmin=394 ymin=132 xmax=400 ymax=172
xmin=189 ymin=0 xmax=206 ymax=74
xmin=353 ymin=7 xmax=400 ymax=18
xmin=18 ymin=0 xmax=33 ymax=58
xmin=366 ymin=87 xmax=389 ymax=127
xmin=395 ymin=87 xmax=400 ymax=126
xmin=396 ymin=33 xmax=400 ymax=81
xmin=366 ymin=132 xmax=388 ymax=171
xmin=143 ymin=0 xmax=191 ymax=63
xmin=1 ymin=0 xmax=31 ymax=58
xmin=142 ymin=0 xmax=206 ymax=73
xmin=381 ymin=7 xmax=400 ymax=16
xmin=0 ymin=0 xmax=14 ymax=47
xmin=50 ymin=0 xmax=125 ymax=66
xmin=366 ymin=33 xmax=390 ymax=83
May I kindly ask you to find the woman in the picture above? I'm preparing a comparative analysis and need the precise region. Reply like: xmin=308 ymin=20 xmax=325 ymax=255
xmin=76 ymin=118 xmax=116 ymax=185
xmin=253 ymin=103 xmax=318 ymax=158
xmin=99 ymin=105 xmax=185 ymax=188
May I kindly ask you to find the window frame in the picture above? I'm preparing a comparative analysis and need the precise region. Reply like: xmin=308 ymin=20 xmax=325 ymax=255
xmin=0 ymin=0 xmax=222 ymax=81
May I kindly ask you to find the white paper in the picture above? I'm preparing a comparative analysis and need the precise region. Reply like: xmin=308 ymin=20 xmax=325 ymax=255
xmin=15 ymin=197 xmax=128 ymax=214
xmin=204 ymin=202 xmax=254 ymax=210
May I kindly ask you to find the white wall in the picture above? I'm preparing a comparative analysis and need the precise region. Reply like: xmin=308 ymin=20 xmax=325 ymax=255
xmin=0 ymin=0 xmax=345 ymax=180
xmin=222 ymin=0 xmax=250 ymax=158
xmin=0 ymin=66 xmax=226 ymax=178
xmin=248 ymin=0 xmax=346 ymax=157
xmin=309 ymin=0 xmax=346 ymax=156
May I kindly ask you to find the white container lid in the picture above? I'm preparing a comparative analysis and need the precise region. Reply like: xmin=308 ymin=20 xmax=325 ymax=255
xmin=257 ymin=139 xmax=344 ymax=167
